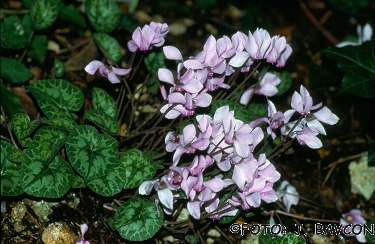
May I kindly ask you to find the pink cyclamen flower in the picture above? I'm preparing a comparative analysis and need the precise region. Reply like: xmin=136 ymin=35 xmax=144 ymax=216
xmin=240 ymin=72 xmax=281 ymax=105
xmin=84 ymin=61 xmax=131 ymax=84
xmin=276 ymin=180 xmax=299 ymax=213
xmin=76 ymin=224 xmax=90 ymax=244
xmin=138 ymin=178 xmax=176 ymax=216
xmin=127 ymin=22 xmax=169 ymax=52
xmin=340 ymin=209 xmax=367 ymax=243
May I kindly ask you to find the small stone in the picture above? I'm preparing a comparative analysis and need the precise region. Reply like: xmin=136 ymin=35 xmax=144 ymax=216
xmin=42 ymin=222 xmax=76 ymax=244
xmin=207 ymin=228 xmax=221 ymax=237
xmin=206 ymin=237 xmax=215 ymax=244
xmin=176 ymin=208 xmax=189 ymax=222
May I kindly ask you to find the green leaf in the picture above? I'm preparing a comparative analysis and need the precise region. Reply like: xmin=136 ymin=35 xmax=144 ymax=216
xmin=119 ymin=149 xmax=157 ymax=189
xmin=54 ymin=58 xmax=65 ymax=78
xmin=368 ymin=140 xmax=375 ymax=163
xmin=27 ymin=34 xmax=47 ymax=63
xmin=6 ymin=148 xmax=24 ymax=163
xmin=185 ymin=234 xmax=200 ymax=244
xmin=0 ymin=57 xmax=33 ymax=83
xmin=28 ymin=79 xmax=84 ymax=120
xmin=124 ymin=0 xmax=139 ymax=14
xmin=144 ymin=52 xmax=167 ymax=95
xmin=71 ymin=174 xmax=86 ymax=188
xmin=146 ymin=76 xmax=160 ymax=95
xmin=92 ymin=87 xmax=118 ymax=118
xmin=144 ymin=52 xmax=167 ymax=75
xmin=43 ymin=118 xmax=77 ymax=131
xmin=366 ymin=219 xmax=375 ymax=244
xmin=85 ymin=0 xmax=121 ymax=33
xmin=259 ymin=232 xmax=306 ymax=244
xmin=0 ymin=84 xmax=24 ymax=119
xmin=19 ymin=138 xmax=33 ymax=148
xmin=178 ymin=120 xmax=193 ymax=134
xmin=269 ymin=70 xmax=292 ymax=96
xmin=114 ymin=197 xmax=164 ymax=241
xmin=32 ymin=126 xmax=68 ymax=161
xmin=30 ymin=0 xmax=61 ymax=30
xmin=84 ymin=110 xmax=120 ymax=134
xmin=210 ymin=100 xmax=267 ymax=124
xmin=22 ymin=14 xmax=33 ymax=39
xmin=11 ymin=113 xmax=42 ymax=140
xmin=93 ymin=32 xmax=122 ymax=64
xmin=22 ymin=145 xmax=73 ymax=198
xmin=59 ymin=4 xmax=87 ymax=28
xmin=65 ymin=125 xmax=118 ymax=180
xmin=247 ymin=103 xmax=268 ymax=121
xmin=85 ymin=161 xmax=126 ymax=197
xmin=1 ymin=15 xmax=29 ymax=49
xmin=327 ymin=0 xmax=373 ymax=16
xmin=118 ymin=14 xmax=138 ymax=33
xmin=322 ymin=41 xmax=375 ymax=98
xmin=197 ymin=0 xmax=216 ymax=8
xmin=210 ymin=100 xmax=251 ymax=123
xmin=1 ymin=140 xmax=23 ymax=196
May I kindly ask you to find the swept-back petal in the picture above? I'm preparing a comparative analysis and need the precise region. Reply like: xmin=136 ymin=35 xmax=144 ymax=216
xmin=163 ymin=46 xmax=183 ymax=61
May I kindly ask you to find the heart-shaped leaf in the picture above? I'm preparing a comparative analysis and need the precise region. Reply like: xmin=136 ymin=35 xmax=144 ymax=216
xmin=85 ymin=162 xmax=126 ymax=197
xmin=11 ymin=113 xmax=43 ymax=140
xmin=30 ymin=0 xmax=61 ymax=30
xmin=43 ymin=118 xmax=77 ymax=131
xmin=210 ymin=100 xmax=267 ymax=124
xmin=144 ymin=52 xmax=167 ymax=95
xmin=1 ymin=140 xmax=23 ymax=196
xmin=84 ymin=110 xmax=120 ymax=134
xmin=6 ymin=148 xmax=24 ymax=163
xmin=21 ymin=145 xmax=74 ymax=198
xmin=92 ymin=87 xmax=118 ymax=118
xmin=28 ymin=79 xmax=84 ymax=119
xmin=65 ymin=125 xmax=118 ymax=180
xmin=0 ymin=57 xmax=33 ymax=83
xmin=32 ymin=126 xmax=68 ymax=161
xmin=1 ymin=15 xmax=29 ymax=49
xmin=27 ymin=34 xmax=47 ymax=63
xmin=322 ymin=40 xmax=375 ymax=98
xmin=269 ymin=70 xmax=292 ymax=96
xmin=247 ymin=103 xmax=268 ymax=121
xmin=259 ymin=232 xmax=306 ymax=244
xmin=59 ymin=4 xmax=87 ymax=28
xmin=93 ymin=32 xmax=122 ymax=64
xmin=53 ymin=58 xmax=65 ymax=78
xmin=114 ymin=197 xmax=164 ymax=241
xmin=0 ymin=84 xmax=24 ymax=119
xmin=85 ymin=0 xmax=121 ymax=33
xmin=144 ymin=52 xmax=167 ymax=75
xmin=71 ymin=174 xmax=86 ymax=188
xmin=119 ymin=149 xmax=157 ymax=189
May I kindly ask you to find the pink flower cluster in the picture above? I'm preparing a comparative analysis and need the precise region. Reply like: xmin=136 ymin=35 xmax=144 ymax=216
xmin=127 ymin=22 xmax=169 ymax=52
xmin=158 ymin=28 xmax=292 ymax=119
xmin=139 ymin=106 xmax=280 ymax=220
xmin=281 ymin=85 xmax=339 ymax=148
xmin=250 ymin=85 xmax=339 ymax=148
xmin=84 ymin=61 xmax=131 ymax=84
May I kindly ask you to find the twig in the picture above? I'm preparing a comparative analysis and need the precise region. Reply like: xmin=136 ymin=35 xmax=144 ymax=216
xmin=275 ymin=210 xmax=340 ymax=223
xmin=322 ymin=152 xmax=367 ymax=186
xmin=297 ymin=0 xmax=339 ymax=45
xmin=0 ymin=106 xmax=19 ymax=149
xmin=214 ymin=225 xmax=235 ymax=244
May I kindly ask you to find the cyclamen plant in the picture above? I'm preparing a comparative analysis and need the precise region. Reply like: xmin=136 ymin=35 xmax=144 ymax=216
xmin=2 ymin=0 xmax=373 ymax=242
xmin=84 ymin=21 xmax=339 ymax=240
xmin=1 ymin=17 xmax=345 ymax=243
